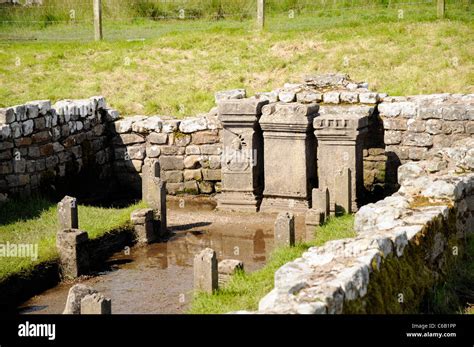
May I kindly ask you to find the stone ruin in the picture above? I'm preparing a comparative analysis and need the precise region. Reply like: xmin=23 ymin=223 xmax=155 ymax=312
xmin=1 ymin=74 xmax=471 ymax=213
xmin=254 ymin=137 xmax=474 ymax=314
xmin=1 ymin=73 xmax=473 ymax=314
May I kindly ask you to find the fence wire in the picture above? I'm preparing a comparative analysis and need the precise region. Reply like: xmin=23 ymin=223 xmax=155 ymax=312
xmin=0 ymin=0 xmax=472 ymax=41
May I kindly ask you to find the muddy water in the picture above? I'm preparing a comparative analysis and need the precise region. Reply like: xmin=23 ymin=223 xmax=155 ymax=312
xmin=19 ymin=197 xmax=306 ymax=314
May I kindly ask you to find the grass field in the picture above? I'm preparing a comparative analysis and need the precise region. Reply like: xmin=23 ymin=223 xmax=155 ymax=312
xmin=189 ymin=214 xmax=356 ymax=314
xmin=0 ymin=4 xmax=472 ymax=117
xmin=0 ymin=197 xmax=144 ymax=281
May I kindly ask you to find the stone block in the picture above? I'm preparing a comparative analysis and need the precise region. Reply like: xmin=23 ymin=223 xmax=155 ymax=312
xmin=184 ymin=169 xmax=202 ymax=181
xmin=312 ymin=188 xmax=330 ymax=218
xmin=202 ymin=169 xmax=221 ymax=181
xmin=323 ymin=92 xmax=340 ymax=104
xmin=81 ymin=293 xmax=112 ymax=314
xmin=160 ymin=146 xmax=185 ymax=156
xmin=179 ymin=117 xmax=207 ymax=133
xmin=159 ymin=156 xmax=184 ymax=170
xmin=56 ymin=229 xmax=89 ymax=279
xmin=191 ymin=130 xmax=220 ymax=145
xmin=184 ymin=155 xmax=201 ymax=169
xmin=194 ymin=248 xmax=218 ymax=293
xmin=148 ymin=132 xmax=168 ymax=145
xmin=58 ymin=196 xmax=78 ymax=230
xmin=164 ymin=170 xmax=183 ymax=183
xmin=215 ymin=89 xmax=246 ymax=104
xmin=63 ymin=284 xmax=97 ymax=314
xmin=274 ymin=212 xmax=295 ymax=247
xmin=334 ymin=168 xmax=352 ymax=215
xmin=131 ymin=208 xmax=156 ymax=243
xmin=142 ymin=161 xmax=167 ymax=236
xmin=305 ymin=209 xmax=325 ymax=241
xmin=184 ymin=180 xmax=199 ymax=194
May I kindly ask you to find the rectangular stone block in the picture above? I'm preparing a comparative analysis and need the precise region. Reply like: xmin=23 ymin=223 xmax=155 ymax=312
xmin=194 ymin=248 xmax=218 ymax=293
xmin=334 ymin=168 xmax=352 ymax=215
xmin=81 ymin=293 xmax=112 ymax=314
xmin=142 ymin=160 xmax=167 ymax=236
xmin=312 ymin=188 xmax=330 ymax=218
xmin=58 ymin=196 xmax=78 ymax=230
xmin=159 ymin=156 xmax=184 ymax=170
xmin=274 ymin=212 xmax=295 ymax=247
xmin=305 ymin=209 xmax=325 ymax=241
xmin=56 ymin=229 xmax=89 ymax=279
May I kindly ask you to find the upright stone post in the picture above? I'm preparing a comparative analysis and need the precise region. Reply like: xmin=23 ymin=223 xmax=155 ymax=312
xmin=56 ymin=229 xmax=89 ymax=279
xmin=305 ymin=209 xmax=324 ymax=241
xmin=259 ymin=103 xmax=319 ymax=212
xmin=334 ymin=168 xmax=352 ymax=215
xmin=81 ymin=293 xmax=112 ymax=314
xmin=142 ymin=160 xmax=167 ymax=236
xmin=217 ymin=98 xmax=268 ymax=212
xmin=312 ymin=188 xmax=330 ymax=219
xmin=313 ymin=105 xmax=371 ymax=214
xmin=58 ymin=196 xmax=78 ymax=230
xmin=130 ymin=208 xmax=156 ymax=243
xmin=274 ymin=212 xmax=295 ymax=247
xmin=63 ymin=284 xmax=97 ymax=314
xmin=194 ymin=248 xmax=218 ymax=293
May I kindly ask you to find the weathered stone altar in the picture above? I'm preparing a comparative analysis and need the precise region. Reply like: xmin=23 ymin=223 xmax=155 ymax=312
xmin=313 ymin=105 xmax=372 ymax=214
xmin=259 ymin=103 xmax=319 ymax=212
xmin=216 ymin=98 xmax=268 ymax=212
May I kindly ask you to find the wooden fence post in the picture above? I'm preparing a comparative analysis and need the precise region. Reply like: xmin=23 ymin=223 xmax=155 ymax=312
xmin=437 ymin=0 xmax=445 ymax=18
xmin=257 ymin=0 xmax=265 ymax=30
xmin=93 ymin=0 xmax=103 ymax=41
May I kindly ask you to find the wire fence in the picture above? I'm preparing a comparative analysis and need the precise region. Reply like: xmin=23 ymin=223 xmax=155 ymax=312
xmin=0 ymin=0 xmax=472 ymax=41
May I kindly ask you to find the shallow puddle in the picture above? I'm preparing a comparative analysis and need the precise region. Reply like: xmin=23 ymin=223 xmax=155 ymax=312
xmin=18 ymin=197 xmax=306 ymax=314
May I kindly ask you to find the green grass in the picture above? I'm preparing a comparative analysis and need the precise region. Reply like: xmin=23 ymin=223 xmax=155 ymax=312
xmin=0 ymin=6 xmax=472 ymax=117
xmin=424 ymin=235 xmax=474 ymax=314
xmin=0 ymin=196 xmax=145 ymax=281
xmin=189 ymin=214 xmax=356 ymax=314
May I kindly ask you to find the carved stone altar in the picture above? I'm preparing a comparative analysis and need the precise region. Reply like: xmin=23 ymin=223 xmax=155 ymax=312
xmin=259 ymin=103 xmax=319 ymax=212
xmin=313 ymin=105 xmax=372 ymax=214
xmin=216 ymin=98 xmax=268 ymax=212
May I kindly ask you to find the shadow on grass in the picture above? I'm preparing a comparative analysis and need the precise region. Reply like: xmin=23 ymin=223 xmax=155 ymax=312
xmin=0 ymin=195 xmax=55 ymax=227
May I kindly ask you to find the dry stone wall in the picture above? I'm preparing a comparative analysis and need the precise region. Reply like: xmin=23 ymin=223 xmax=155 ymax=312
xmin=371 ymin=94 xmax=474 ymax=195
xmin=110 ymin=110 xmax=223 ymax=196
xmin=253 ymin=138 xmax=473 ymax=314
xmin=0 ymin=97 xmax=118 ymax=200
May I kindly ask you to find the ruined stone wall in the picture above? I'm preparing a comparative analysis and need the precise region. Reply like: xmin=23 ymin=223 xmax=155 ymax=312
xmin=110 ymin=111 xmax=223 ymax=196
xmin=254 ymin=138 xmax=473 ymax=314
xmin=368 ymin=94 xmax=474 ymax=195
xmin=0 ymin=97 xmax=117 ymax=200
